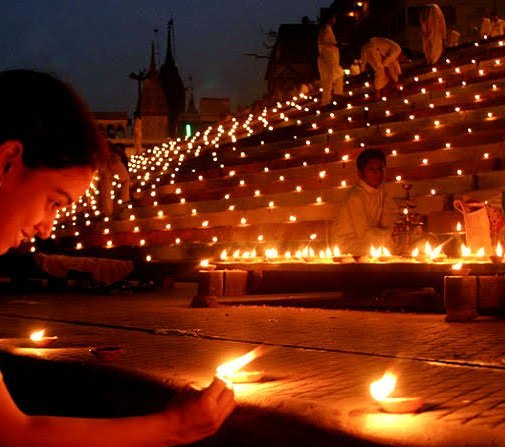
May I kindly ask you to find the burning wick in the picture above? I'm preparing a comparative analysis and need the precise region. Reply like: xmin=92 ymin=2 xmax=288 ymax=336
xmin=199 ymin=259 xmax=216 ymax=270
xmin=491 ymin=242 xmax=504 ymax=263
xmin=29 ymin=329 xmax=58 ymax=347
xmin=370 ymin=371 xmax=423 ymax=414
xmin=216 ymin=348 xmax=264 ymax=384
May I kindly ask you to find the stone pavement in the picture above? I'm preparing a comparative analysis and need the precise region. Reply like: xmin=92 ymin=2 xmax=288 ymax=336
xmin=0 ymin=284 xmax=505 ymax=446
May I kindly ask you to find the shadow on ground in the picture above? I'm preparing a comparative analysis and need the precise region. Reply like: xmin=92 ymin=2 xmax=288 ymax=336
xmin=0 ymin=352 xmax=386 ymax=446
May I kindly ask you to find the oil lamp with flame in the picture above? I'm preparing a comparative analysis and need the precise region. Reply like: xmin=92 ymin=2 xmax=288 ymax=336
xmin=370 ymin=371 xmax=423 ymax=413
xmin=216 ymin=348 xmax=264 ymax=384
xmin=423 ymin=242 xmax=445 ymax=262
xmin=199 ymin=259 xmax=216 ymax=270
xmin=369 ymin=245 xmax=392 ymax=262
xmin=491 ymin=242 xmax=504 ymax=263
xmin=29 ymin=329 xmax=58 ymax=347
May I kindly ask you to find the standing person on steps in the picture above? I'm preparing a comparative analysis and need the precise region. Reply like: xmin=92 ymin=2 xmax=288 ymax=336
xmin=318 ymin=10 xmax=344 ymax=105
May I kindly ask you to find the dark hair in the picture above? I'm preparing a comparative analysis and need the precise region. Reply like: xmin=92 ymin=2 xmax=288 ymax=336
xmin=356 ymin=149 xmax=386 ymax=171
xmin=0 ymin=70 xmax=106 ymax=169
xmin=320 ymin=9 xmax=337 ymax=25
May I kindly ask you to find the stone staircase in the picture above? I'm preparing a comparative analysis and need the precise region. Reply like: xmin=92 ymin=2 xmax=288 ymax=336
xmin=49 ymin=37 xmax=505 ymax=273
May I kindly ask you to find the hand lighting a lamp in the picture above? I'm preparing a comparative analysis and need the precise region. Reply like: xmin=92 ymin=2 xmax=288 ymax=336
xmin=370 ymin=371 xmax=423 ymax=413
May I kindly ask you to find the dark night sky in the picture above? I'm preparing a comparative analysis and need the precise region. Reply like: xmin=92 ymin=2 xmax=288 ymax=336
xmin=2 ymin=1 xmax=328 ymax=113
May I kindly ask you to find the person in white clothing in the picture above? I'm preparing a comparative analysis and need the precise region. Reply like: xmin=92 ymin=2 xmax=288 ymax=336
xmin=331 ymin=149 xmax=397 ymax=256
xmin=318 ymin=10 xmax=344 ymax=105
xmin=360 ymin=37 xmax=402 ymax=98
xmin=420 ymin=4 xmax=446 ymax=65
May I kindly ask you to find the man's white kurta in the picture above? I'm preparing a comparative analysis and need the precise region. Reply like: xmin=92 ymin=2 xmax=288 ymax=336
xmin=360 ymin=37 xmax=402 ymax=91
xmin=331 ymin=179 xmax=397 ymax=256
xmin=318 ymin=24 xmax=344 ymax=105
xmin=421 ymin=4 xmax=446 ymax=65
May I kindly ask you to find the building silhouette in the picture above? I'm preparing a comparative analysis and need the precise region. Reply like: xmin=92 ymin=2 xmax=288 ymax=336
xmin=159 ymin=19 xmax=186 ymax=137
xmin=137 ymin=42 xmax=169 ymax=141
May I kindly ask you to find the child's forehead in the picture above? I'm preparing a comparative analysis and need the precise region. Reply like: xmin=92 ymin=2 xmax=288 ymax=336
xmin=364 ymin=158 xmax=385 ymax=168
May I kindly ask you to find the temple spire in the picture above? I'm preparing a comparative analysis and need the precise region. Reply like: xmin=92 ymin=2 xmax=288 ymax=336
xmin=160 ymin=18 xmax=186 ymax=137
xmin=148 ymin=41 xmax=157 ymax=74
xmin=165 ymin=19 xmax=175 ymax=66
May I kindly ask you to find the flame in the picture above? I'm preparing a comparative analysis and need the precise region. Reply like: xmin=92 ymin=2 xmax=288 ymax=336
xmin=425 ymin=242 xmax=442 ymax=259
xmin=451 ymin=262 xmax=463 ymax=271
xmin=496 ymin=242 xmax=503 ymax=258
xmin=30 ymin=329 xmax=45 ymax=342
xmin=424 ymin=241 xmax=432 ymax=256
xmin=456 ymin=222 xmax=462 ymax=232
xmin=461 ymin=244 xmax=471 ymax=257
xmin=200 ymin=259 xmax=210 ymax=268
xmin=265 ymin=248 xmax=278 ymax=259
xmin=220 ymin=250 xmax=228 ymax=261
xmin=370 ymin=246 xmax=391 ymax=258
xmin=430 ymin=244 xmax=442 ymax=259
xmin=411 ymin=247 xmax=419 ymax=257
xmin=477 ymin=247 xmax=485 ymax=257
xmin=216 ymin=348 xmax=262 ymax=379
xmin=333 ymin=246 xmax=341 ymax=257
xmin=370 ymin=371 xmax=397 ymax=401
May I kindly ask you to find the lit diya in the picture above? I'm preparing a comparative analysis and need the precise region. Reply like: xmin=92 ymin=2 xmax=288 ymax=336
xmin=370 ymin=371 xmax=424 ymax=414
xmin=29 ymin=329 xmax=58 ymax=347
xmin=216 ymin=347 xmax=265 ymax=384
xmin=491 ymin=242 xmax=504 ymax=263
xmin=368 ymin=245 xmax=393 ymax=262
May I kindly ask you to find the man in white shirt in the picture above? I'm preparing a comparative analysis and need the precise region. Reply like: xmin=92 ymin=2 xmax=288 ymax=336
xmin=420 ymin=4 xmax=446 ymax=65
xmin=331 ymin=149 xmax=397 ymax=256
xmin=360 ymin=37 xmax=402 ymax=98
xmin=318 ymin=10 xmax=344 ymax=105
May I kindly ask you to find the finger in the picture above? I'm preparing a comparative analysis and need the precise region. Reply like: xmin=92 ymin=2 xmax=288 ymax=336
xmin=217 ymin=386 xmax=235 ymax=408
xmin=204 ymin=376 xmax=228 ymax=400
xmin=216 ymin=397 xmax=237 ymax=424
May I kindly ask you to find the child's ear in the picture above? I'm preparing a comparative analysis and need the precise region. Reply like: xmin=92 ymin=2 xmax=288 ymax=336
xmin=0 ymin=140 xmax=23 ymax=175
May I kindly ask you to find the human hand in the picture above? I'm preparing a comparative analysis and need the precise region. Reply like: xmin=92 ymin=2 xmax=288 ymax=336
xmin=162 ymin=377 xmax=235 ymax=446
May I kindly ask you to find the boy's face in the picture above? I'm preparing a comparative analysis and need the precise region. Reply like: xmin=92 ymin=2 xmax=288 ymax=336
xmin=358 ymin=158 xmax=385 ymax=189
xmin=0 ymin=141 xmax=93 ymax=254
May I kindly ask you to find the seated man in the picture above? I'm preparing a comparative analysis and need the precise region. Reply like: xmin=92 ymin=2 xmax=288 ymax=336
xmin=360 ymin=37 xmax=402 ymax=98
xmin=331 ymin=149 xmax=397 ymax=256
